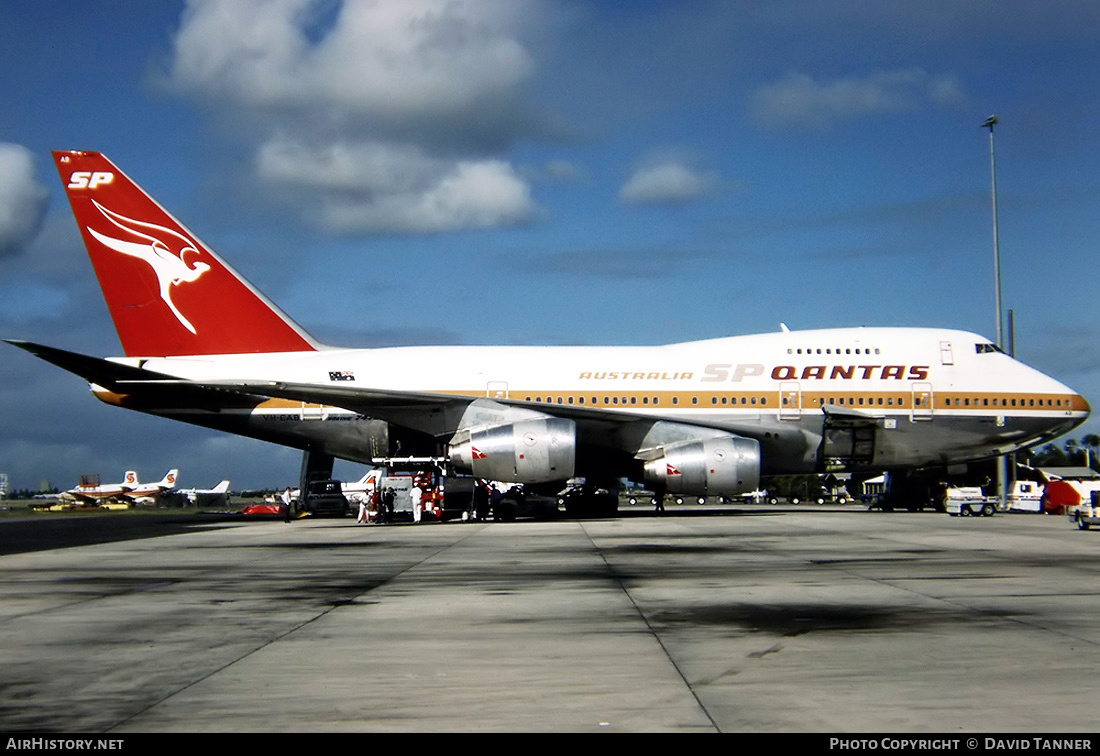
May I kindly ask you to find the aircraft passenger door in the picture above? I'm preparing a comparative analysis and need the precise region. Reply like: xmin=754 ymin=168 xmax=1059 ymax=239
xmin=940 ymin=341 xmax=954 ymax=366
xmin=486 ymin=381 xmax=509 ymax=399
xmin=911 ymin=383 xmax=933 ymax=421
xmin=779 ymin=382 xmax=801 ymax=420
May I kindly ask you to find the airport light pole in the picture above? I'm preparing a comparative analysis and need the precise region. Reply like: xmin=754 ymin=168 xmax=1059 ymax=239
xmin=983 ymin=115 xmax=1004 ymax=348
xmin=983 ymin=115 xmax=1008 ymax=509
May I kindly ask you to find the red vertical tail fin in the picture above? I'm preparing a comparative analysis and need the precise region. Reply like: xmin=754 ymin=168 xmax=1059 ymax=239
xmin=53 ymin=151 xmax=319 ymax=357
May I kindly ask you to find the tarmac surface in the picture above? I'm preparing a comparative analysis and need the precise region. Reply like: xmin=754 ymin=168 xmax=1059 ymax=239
xmin=1 ymin=505 xmax=1098 ymax=733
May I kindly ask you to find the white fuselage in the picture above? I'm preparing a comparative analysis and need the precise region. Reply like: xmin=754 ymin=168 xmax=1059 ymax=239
xmin=102 ymin=327 xmax=1087 ymax=476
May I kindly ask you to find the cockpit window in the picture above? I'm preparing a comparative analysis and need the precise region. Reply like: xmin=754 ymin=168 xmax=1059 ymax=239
xmin=975 ymin=343 xmax=1005 ymax=354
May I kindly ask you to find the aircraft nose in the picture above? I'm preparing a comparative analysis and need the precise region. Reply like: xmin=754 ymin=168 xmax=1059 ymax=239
xmin=1043 ymin=382 xmax=1090 ymax=440
xmin=1012 ymin=361 xmax=1091 ymax=445
xmin=1074 ymin=392 xmax=1092 ymax=428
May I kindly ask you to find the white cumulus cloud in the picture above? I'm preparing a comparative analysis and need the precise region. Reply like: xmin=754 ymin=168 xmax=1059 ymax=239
xmin=0 ymin=143 xmax=49 ymax=257
xmin=619 ymin=160 xmax=718 ymax=206
xmin=166 ymin=0 xmax=544 ymax=234
xmin=256 ymin=136 xmax=535 ymax=234
xmin=170 ymin=0 xmax=535 ymax=129
xmin=749 ymin=67 xmax=966 ymax=128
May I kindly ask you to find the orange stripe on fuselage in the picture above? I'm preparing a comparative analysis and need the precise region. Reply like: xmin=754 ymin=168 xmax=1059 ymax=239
xmin=95 ymin=388 xmax=1089 ymax=415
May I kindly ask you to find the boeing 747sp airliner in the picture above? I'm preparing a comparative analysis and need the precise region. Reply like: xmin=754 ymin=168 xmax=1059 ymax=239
xmin=7 ymin=151 xmax=1089 ymax=510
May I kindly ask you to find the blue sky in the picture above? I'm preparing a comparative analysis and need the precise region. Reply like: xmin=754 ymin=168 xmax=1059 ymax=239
xmin=1 ymin=0 xmax=1098 ymax=492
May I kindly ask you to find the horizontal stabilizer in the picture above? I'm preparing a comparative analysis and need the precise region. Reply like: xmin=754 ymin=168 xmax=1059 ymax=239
xmin=4 ymin=340 xmax=176 ymax=390
xmin=5 ymin=340 xmax=269 ymax=409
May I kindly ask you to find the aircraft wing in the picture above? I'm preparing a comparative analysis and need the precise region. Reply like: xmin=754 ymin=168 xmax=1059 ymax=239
xmin=206 ymin=380 xmax=471 ymax=410
xmin=183 ymin=377 xmax=660 ymax=434
xmin=8 ymin=341 xmax=710 ymax=442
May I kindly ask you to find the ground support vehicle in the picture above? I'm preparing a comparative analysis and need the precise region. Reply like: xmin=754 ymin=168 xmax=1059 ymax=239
xmin=1042 ymin=479 xmax=1100 ymax=516
xmin=1005 ymin=480 xmax=1044 ymax=512
xmin=301 ymin=479 xmax=350 ymax=517
xmin=1069 ymin=491 xmax=1100 ymax=530
xmin=945 ymin=486 xmax=997 ymax=517
xmin=495 ymin=485 xmax=559 ymax=521
xmin=771 ymin=493 xmax=847 ymax=506
xmin=355 ymin=458 xmax=492 ymax=523
xmin=364 ymin=458 xmax=452 ymax=523
xmin=672 ymin=494 xmax=708 ymax=505
xmin=621 ymin=489 xmax=705 ymax=506
xmin=555 ymin=484 xmax=615 ymax=518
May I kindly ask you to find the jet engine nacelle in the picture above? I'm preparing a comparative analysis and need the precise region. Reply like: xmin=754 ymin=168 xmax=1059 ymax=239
xmin=643 ymin=435 xmax=760 ymax=496
xmin=449 ymin=417 xmax=576 ymax=483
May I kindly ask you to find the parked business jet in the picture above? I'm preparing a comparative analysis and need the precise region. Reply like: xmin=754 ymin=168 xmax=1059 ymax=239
xmin=178 ymin=480 xmax=230 ymax=507
xmin=7 ymin=151 xmax=1090 ymax=509
xmin=62 ymin=468 xmax=179 ymax=505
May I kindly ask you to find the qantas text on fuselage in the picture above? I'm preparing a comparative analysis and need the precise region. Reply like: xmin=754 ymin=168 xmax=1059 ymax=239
xmin=578 ymin=364 xmax=931 ymax=382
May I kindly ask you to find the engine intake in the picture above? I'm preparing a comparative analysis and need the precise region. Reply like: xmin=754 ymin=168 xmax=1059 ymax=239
xmin=450 ymin=417 xmax=576 ymax=483
xmin=643 ymin=435 xmax=760 ymax=495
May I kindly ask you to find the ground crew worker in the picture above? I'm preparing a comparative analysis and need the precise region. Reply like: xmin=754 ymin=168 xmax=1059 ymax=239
xmin=281 ymin=487 xmax=293 ymax=523
xmin=382 ymin=487 xmax=395 ymax=523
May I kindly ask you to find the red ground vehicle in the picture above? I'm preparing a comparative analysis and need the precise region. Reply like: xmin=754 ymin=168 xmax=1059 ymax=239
xmin=365 ymin=460 xmax=456 ymax=523
xmin=1041 ymin=479 xmax=1100 ymax=515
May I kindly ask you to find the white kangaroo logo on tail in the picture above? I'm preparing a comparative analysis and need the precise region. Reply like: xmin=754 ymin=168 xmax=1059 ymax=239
xmin=86 ymin=201 xmax=211 ymax=334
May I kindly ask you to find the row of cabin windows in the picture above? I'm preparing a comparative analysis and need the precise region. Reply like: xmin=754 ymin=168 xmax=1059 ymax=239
xmin=787 ymin=347 xmax=881 ymax=355
xmin=943 ymin=396 xmax=1068 ymax=408
xmin=524 ymin=394 xmax=1068 ymax=409
xmin=526 ymin=395 xmax=769 ymax=406
xmin=812 ymin=396 xmax=907 ymax=407
xmin=807 ymin=395 xmax=1068 ymax=409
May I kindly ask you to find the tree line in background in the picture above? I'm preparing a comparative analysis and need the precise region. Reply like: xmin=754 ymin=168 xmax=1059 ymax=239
xmin=1022 ymin=434 xmax=1100 ymax=471
xmin=1 ymin=486 xmax=60 ymax=500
